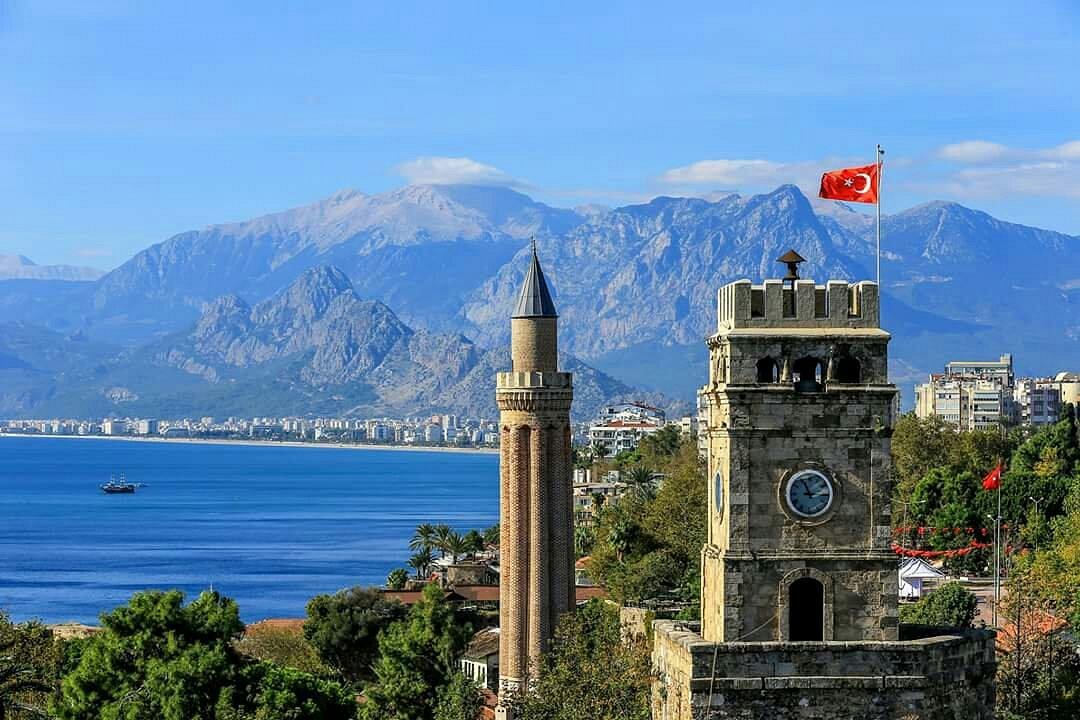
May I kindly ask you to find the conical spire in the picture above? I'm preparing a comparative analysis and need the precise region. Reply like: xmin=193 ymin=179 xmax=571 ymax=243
xmin=512 ymin=242 xmax=558 ymax=318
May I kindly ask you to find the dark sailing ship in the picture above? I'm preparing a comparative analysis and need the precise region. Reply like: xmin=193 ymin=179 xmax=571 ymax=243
xmin=100 ymin=474 xmax=139 ymax=494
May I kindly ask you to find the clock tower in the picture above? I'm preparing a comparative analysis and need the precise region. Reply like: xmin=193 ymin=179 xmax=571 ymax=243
xmin=699 ymin=253 xmax=898 ymax=643
xmin=652 ymin=254 xmax=996 ymax=719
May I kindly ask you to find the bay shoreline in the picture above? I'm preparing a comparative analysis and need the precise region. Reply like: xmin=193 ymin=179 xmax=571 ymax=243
xmin=0 ymin=432 xmax=499 ymax=455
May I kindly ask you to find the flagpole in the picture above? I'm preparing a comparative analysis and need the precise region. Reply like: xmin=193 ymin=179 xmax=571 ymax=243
xmin=995 ymin=474 xmax=1002 ymax=625
xmin=876 ymin=144 xmax=884 ymax=287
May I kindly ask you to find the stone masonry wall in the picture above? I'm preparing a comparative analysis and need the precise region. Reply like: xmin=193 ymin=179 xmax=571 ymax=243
xmin=652 ymin=621 xmax=996 ymax=720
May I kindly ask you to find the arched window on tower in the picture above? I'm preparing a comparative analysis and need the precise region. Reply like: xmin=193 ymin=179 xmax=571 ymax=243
xmin=792 ymin=357 xmax=824 ymax=392
xmin=835 ymin=356 xmax=862 ymax=384
xmin=756 ymin=357 xmax=780 ymax=383
xmin=789 ymin=577 xmax=824 ymax=641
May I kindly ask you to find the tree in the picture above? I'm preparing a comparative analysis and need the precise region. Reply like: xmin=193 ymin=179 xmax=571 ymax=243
xmin=481 ymin=524 xmax=500 ymax=549
xmin=574 ymin=525 xmax=595 ymax=558
xmin=432 ymin=672 xmax=482 ymax=720
xmin=995 ymin=572 xmax=1080 ymax=720
xmin=239 ymin=662 xmax=356 ymax=720
xmin=235 ymin=623 xmax=331 ymax=677
xmin=444 ymin=532 xmax=471 ymax=564
xmin=514 ymin=600 xmax=651 ymax=720
xmin=303 ymin=586 xmax=408 ymax=686
xmin=588 ymin=434 xmax=706 ymax=605
xmin=360 ymin=583 xmax=472 ymax=720
xmin=409 ymin=549 xmax=435 ymax=580
xmin=897 ymin=582 xmax=978 ymax=628
xmin=386 ymin=569 xmax=410 ymax=590
xmin=462 ymin=530 xmax=485 ymax=554
xmin=433 ymin=525 xmax=454 ymax=559
xmin=0 ymin=618 xmax=54 ymax=720
xmin=55 ymin=590 xmax=246 ymax=720
xmin=624 ymin=465 xmax=655 ymax=500
xmin=638 ymin=424 xmax=682 ymax=464
xmin=411 ymin=523 xmax=438 ymax=553
xmin=891 ymin=414 xmax=960 ymax=502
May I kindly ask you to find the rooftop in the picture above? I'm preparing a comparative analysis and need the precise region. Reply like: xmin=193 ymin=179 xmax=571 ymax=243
xmin=512 ymin=246 xmax=558 ymax=318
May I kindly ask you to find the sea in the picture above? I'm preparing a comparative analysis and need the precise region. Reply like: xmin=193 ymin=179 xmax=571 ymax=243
xmin=0 ymin=436 xmax=498 ymax=624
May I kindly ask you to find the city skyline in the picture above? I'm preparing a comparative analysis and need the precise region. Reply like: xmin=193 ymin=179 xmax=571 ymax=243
xmin=2 ymin=2 xmax=1079 ymax=268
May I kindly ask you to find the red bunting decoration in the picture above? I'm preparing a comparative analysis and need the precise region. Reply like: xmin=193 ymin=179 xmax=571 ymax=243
xmin=890 ymin=541 xmax=993 ymax=559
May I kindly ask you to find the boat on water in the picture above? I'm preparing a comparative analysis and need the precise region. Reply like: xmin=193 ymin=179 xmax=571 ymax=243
xmin=100 ymin=474 xmax=139 ymax=494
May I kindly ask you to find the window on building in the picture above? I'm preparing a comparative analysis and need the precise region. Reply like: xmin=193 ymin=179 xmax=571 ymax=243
xmin=756 ymin=357 xmax=780 ymax=383
xmin=792 ymin=357 xmax=824 ymax=392
xmin=835 ymin=356 xmax=861 ymax=384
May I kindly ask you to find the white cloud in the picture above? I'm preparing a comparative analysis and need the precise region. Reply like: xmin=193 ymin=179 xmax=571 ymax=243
xmin=943 ymin=162 xmax=1080 ymax=200
xmin=394 ymin=156 xmax=526 ymax=188
xmin=658 ymin=156 xmax=872 ymax=197
xmin=659 ymin=159 xmax=788 ymax=186
xmin=1048 ymin=140 xmax=1080 ymax=160
xmin=938 ymin=140 xmax=1009 ymax=164
xmin=930 ymin=139 xmax=1080 ymax=200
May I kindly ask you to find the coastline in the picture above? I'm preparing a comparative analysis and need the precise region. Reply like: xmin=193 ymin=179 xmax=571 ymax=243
xmin=0 ymin=432 xmax=499 ymax=455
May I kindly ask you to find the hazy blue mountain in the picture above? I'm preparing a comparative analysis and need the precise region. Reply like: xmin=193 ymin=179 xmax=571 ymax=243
xmin=82 ymin=185 xmax=582 ymax=339
xmin=0 ymin=266 xmax=661 ymax=421
xmin=0 ymin=254 xmax=104 ymax=281
xmin=2 ymin=183 xmax=1077 ymax=410
xmin=0 ymin=323 xmax=116 ymax=414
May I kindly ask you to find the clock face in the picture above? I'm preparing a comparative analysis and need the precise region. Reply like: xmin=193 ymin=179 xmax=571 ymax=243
xmin=784 ymin=469 xmax=834 ymax=519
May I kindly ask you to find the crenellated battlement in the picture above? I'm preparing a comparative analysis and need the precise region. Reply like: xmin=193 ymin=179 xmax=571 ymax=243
xmin=717 ymin=279 xmax=880 ymax=331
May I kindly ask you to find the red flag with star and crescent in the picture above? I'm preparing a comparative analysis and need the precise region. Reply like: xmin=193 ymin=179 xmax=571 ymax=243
xmin=819 ymin=163 xmax=880 ymax=204
xmin=982 ymin=462 xmax=1003 ymax=491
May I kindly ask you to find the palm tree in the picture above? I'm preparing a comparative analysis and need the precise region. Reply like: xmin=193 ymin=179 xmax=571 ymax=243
xmin=483 ymin=523 xmax=500 ymax=549
xmin=408 ymin=548 xmax=434 ymax=580
xmin=625 ymin=465 xmax=657 ymax=499
xmin=607 ymin=518 xmax=633 ymax=562
xmin=463 ymin=529 xmax=485 ymax=554
xmin=410 ymin=523 xmax=437 ymax=553
xmin=574 ymin=525 xmax=595 ymax=558
xmin=0 ymin=637 xmax=51 ymax=720
xmin=590 ymin=441 xmax=608 ymax=462
xmin=433 ymin=524 xmax=454 ymax=558
xmin=445 ymin=531 xmax=471 ymax=564
xmin=385 ymin=568 xmax=409 ymax=590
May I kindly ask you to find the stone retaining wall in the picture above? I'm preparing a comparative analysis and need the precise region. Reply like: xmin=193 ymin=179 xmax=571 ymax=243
xmin=652 ymin=621 xmax=995 ymax=720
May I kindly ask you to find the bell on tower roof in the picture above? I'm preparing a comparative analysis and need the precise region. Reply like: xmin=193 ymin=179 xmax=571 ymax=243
xmin=777 ymin=249 xmax=806 ymax=286
xmin=512 ymin=239 xmax=558 ymax=318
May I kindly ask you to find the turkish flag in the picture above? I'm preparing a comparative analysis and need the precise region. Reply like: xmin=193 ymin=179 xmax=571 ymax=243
xmin=981 ymin=463 xmax=1002 ymax=491
xmin=818 ymin=163 xmax=880 ymax=204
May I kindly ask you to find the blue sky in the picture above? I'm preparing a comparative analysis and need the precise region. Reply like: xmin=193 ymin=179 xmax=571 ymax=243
xmin=2 ymin=1 xmax=1078 ymax=268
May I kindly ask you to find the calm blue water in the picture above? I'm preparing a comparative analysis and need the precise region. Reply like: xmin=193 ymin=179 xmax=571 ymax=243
xmin=0 ymin=437 xmax=498 ymax=624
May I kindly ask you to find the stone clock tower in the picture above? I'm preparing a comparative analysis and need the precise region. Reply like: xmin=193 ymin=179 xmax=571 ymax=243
xmin=651 ymin=255 xmax=996 ymax=719
xmin=700 ymin=254 xmax=898 ymax=643
xmin=495 ymin=246 xmax=574 ymax=717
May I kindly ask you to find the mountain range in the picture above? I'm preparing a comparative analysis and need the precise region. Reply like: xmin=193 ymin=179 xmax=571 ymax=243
xmin=0 ymin=254 xmax=104 ymax=281
xmin=0 ymin=266 xmax=657 ymax=421
xmin=1 ymin=183 xmax=1077 ymax=418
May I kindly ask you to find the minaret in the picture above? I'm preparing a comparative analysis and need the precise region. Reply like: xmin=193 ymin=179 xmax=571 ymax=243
xmin=495 ymin=245 xmax=574 ymax=713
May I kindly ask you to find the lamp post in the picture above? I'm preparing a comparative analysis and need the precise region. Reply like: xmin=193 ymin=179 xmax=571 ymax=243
xmin=898 ymin=498 xmax=926 ymax=532
xmin=986 ymin=512 xmax=1001 ymax=627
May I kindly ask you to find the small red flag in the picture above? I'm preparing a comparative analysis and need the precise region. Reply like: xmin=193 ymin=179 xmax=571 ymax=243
xmin=982 ymin=463 xmax=1002 ymax=491
xmin=818 ymin=163 xmax=880 ymax=204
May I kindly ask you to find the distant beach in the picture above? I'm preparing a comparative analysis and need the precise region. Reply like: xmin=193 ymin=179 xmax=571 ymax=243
xmin=0 ymin=432 xmax=498 ymax=455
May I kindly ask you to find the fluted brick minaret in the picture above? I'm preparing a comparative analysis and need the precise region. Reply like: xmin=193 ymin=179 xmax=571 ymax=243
xmin=495 ymin=246 xmax=574 ymax=715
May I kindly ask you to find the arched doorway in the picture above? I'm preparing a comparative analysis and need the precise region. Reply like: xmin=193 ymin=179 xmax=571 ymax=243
xmin=788 ymin=577 xmax=824 ymax=641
